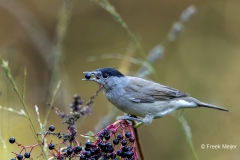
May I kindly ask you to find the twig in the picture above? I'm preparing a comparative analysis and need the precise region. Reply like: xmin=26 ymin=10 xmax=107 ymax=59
xmin=34 ymin=105 xmax=47 ymax=154
xmin=44 ymin=80 xmax=61 ymax=128
xmin=22 ymin=68 xmax=27 ymax=105
xmin=0 ymin=105 xmax=28 ymax=118
xmin=43 ymin=80 xmax=61 ymax=158
xmin=79 ymin=85 xmax=104 ymax=126
xmin=133 ymin=122 xmax=144 ymax=160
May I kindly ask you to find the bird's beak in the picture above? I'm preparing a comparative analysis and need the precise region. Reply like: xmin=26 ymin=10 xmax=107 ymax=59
xmin=82 ymin=71 xmax=99 ymax=81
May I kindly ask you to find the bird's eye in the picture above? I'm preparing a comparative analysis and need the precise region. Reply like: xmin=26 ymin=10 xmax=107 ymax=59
xmin=103 ymin=74 xmax=108 ymax=79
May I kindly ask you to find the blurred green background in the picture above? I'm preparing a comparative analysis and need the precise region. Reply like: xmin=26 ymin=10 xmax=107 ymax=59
xmin=0 ymin=0 xmax=239 ymax=159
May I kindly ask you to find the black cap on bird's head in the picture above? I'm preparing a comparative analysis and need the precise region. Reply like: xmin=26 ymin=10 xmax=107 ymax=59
xmin=82 ymin=67 xmax=125 ymax=85
xmin=96 ymin=67 xmax=124 ymax=78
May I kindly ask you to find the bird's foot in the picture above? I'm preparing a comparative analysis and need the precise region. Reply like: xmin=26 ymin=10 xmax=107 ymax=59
xmin=119 ymin=114 xmax=154 ymax=125
xmin=117 ymin=114 xmax=134 ymax=125
xmin=140 ymin=115 xmax=154 ymax=125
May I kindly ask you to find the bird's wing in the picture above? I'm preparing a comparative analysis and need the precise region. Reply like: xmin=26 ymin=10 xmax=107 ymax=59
xmin=125 ymin=77 xmax=189 ymax=103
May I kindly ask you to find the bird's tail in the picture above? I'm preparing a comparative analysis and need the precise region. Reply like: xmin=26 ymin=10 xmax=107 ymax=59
xmin=189 ymin=97 xmax=230 ymax=112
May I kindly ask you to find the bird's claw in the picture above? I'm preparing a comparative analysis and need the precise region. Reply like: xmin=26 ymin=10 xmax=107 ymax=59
xmin=117 ymin=115 xmax=133 ymax=125
xmin=117 ymin=114 xmax=154 ymax=125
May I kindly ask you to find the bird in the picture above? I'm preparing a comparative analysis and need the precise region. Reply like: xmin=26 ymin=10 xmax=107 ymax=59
xmin=83 ymin=67 xmax=229 ymax=124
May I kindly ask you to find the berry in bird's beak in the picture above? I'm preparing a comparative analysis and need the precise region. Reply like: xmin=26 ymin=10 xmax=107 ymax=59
xmin=82 ymin=71 xmax=94 ymax=81
xmin=82 ymin=71 xmax=100 ymax=81
xmin=85 ymin=72 xmax=91 ymax=79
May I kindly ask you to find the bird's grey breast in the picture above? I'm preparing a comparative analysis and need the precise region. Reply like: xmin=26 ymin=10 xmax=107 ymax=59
xmin=103 ymin=76 xmax=128 ymax=105
xmin=103 ymin=77 xmax=139 ymax=113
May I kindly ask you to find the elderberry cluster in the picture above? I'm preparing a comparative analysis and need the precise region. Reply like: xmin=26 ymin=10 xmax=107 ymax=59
xmin=9 ymin=137 xmax=31 ymax=160
xmin=8 ymin=92 xmax=139 ymax=160
xmin=9 ymin=121 xmax=138 ymax=160
xmin=84 ymin=119 xmax=138 ymax=160
xmin=9 ymin=125 xmax=84 ymax=160
xmin=96 ymin=130 xmax=135 ymax=160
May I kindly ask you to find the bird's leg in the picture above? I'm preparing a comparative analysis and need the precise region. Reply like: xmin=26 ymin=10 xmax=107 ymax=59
xmin=141 ymin=115 xmax=154 ymax=125
xmin=117 ymin=114 xmax=134 ymax=125
xmin=121 ymin=114 xmax=154 ymax=125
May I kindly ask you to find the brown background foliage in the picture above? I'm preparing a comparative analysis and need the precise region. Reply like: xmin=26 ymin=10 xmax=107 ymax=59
xmin=0 ymin=0 xmax=239 ymax=159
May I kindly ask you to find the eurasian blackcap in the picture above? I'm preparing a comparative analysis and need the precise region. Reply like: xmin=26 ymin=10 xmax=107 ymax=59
xmin=83 ymin=67 xmax=229 ymax=124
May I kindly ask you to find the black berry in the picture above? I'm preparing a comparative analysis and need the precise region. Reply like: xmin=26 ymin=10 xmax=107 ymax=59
xmin=99 ymin=133 xmax=104 ymax=140
xmin=129 ymin=137 xmax=135 ymax=142
xmin=125 ymin=132 xmax=131 ymax=138
xmin=16 ymin=154 xmax=23 ymax=160
xmin=89 ymin=149 xmax=94 ymax=155
xmin=113 ymin=138 xmax=119 ymax=145
xmin=67 ymin=147 xmax=73 ymax=155
xmin=24 ymin=152 xmax=30 ymax=158
xmin=127 ymin=147 xmax=132 ymax=151
xmin=108 ymin=147 xmax=114 ymax=153
xmin=116 ymin=150 xmax=122 ymax=156
xmin=85 ymin=73 xmax=91 ymax=79
xmin=122 ymin=146 xmax=128 ymax=152
xmin=125 ymin=151 xmax=134 ymax=158
xmin=48 ymin=143 xmax=55 ymax=150
xmin=85 ymin=151 xmax=91 ymax=158
xmin=106 ymin=142 xmax=112 ymax=148
xmin=67 ymin=134 xmax=74 ymax=142
xmin=121 ymin=139 xmax=127 ymax=146
xmin=48 ymin=125 xmax=55 ymax=132
xmin=85 ymin=141 xmax=92 ymax=148
xmin=104 ymin=129 xmax=111 ymax=135
xmin=9 ymin=137 xmax=15 ymax=144
xmin=117 ymin=134 xmax=123 ymax=140
xmin=121 ymin=152 xmax=127 ymax=158
xmin=98 ymin=141 xmax=106 ymax=148
xmin=80 ymin=155 xmax=86 ymax=160
xmin=74 ymin=145 xmax=82 ymax=153
xmin=104 ymin=134 xmax=110 ymax=140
